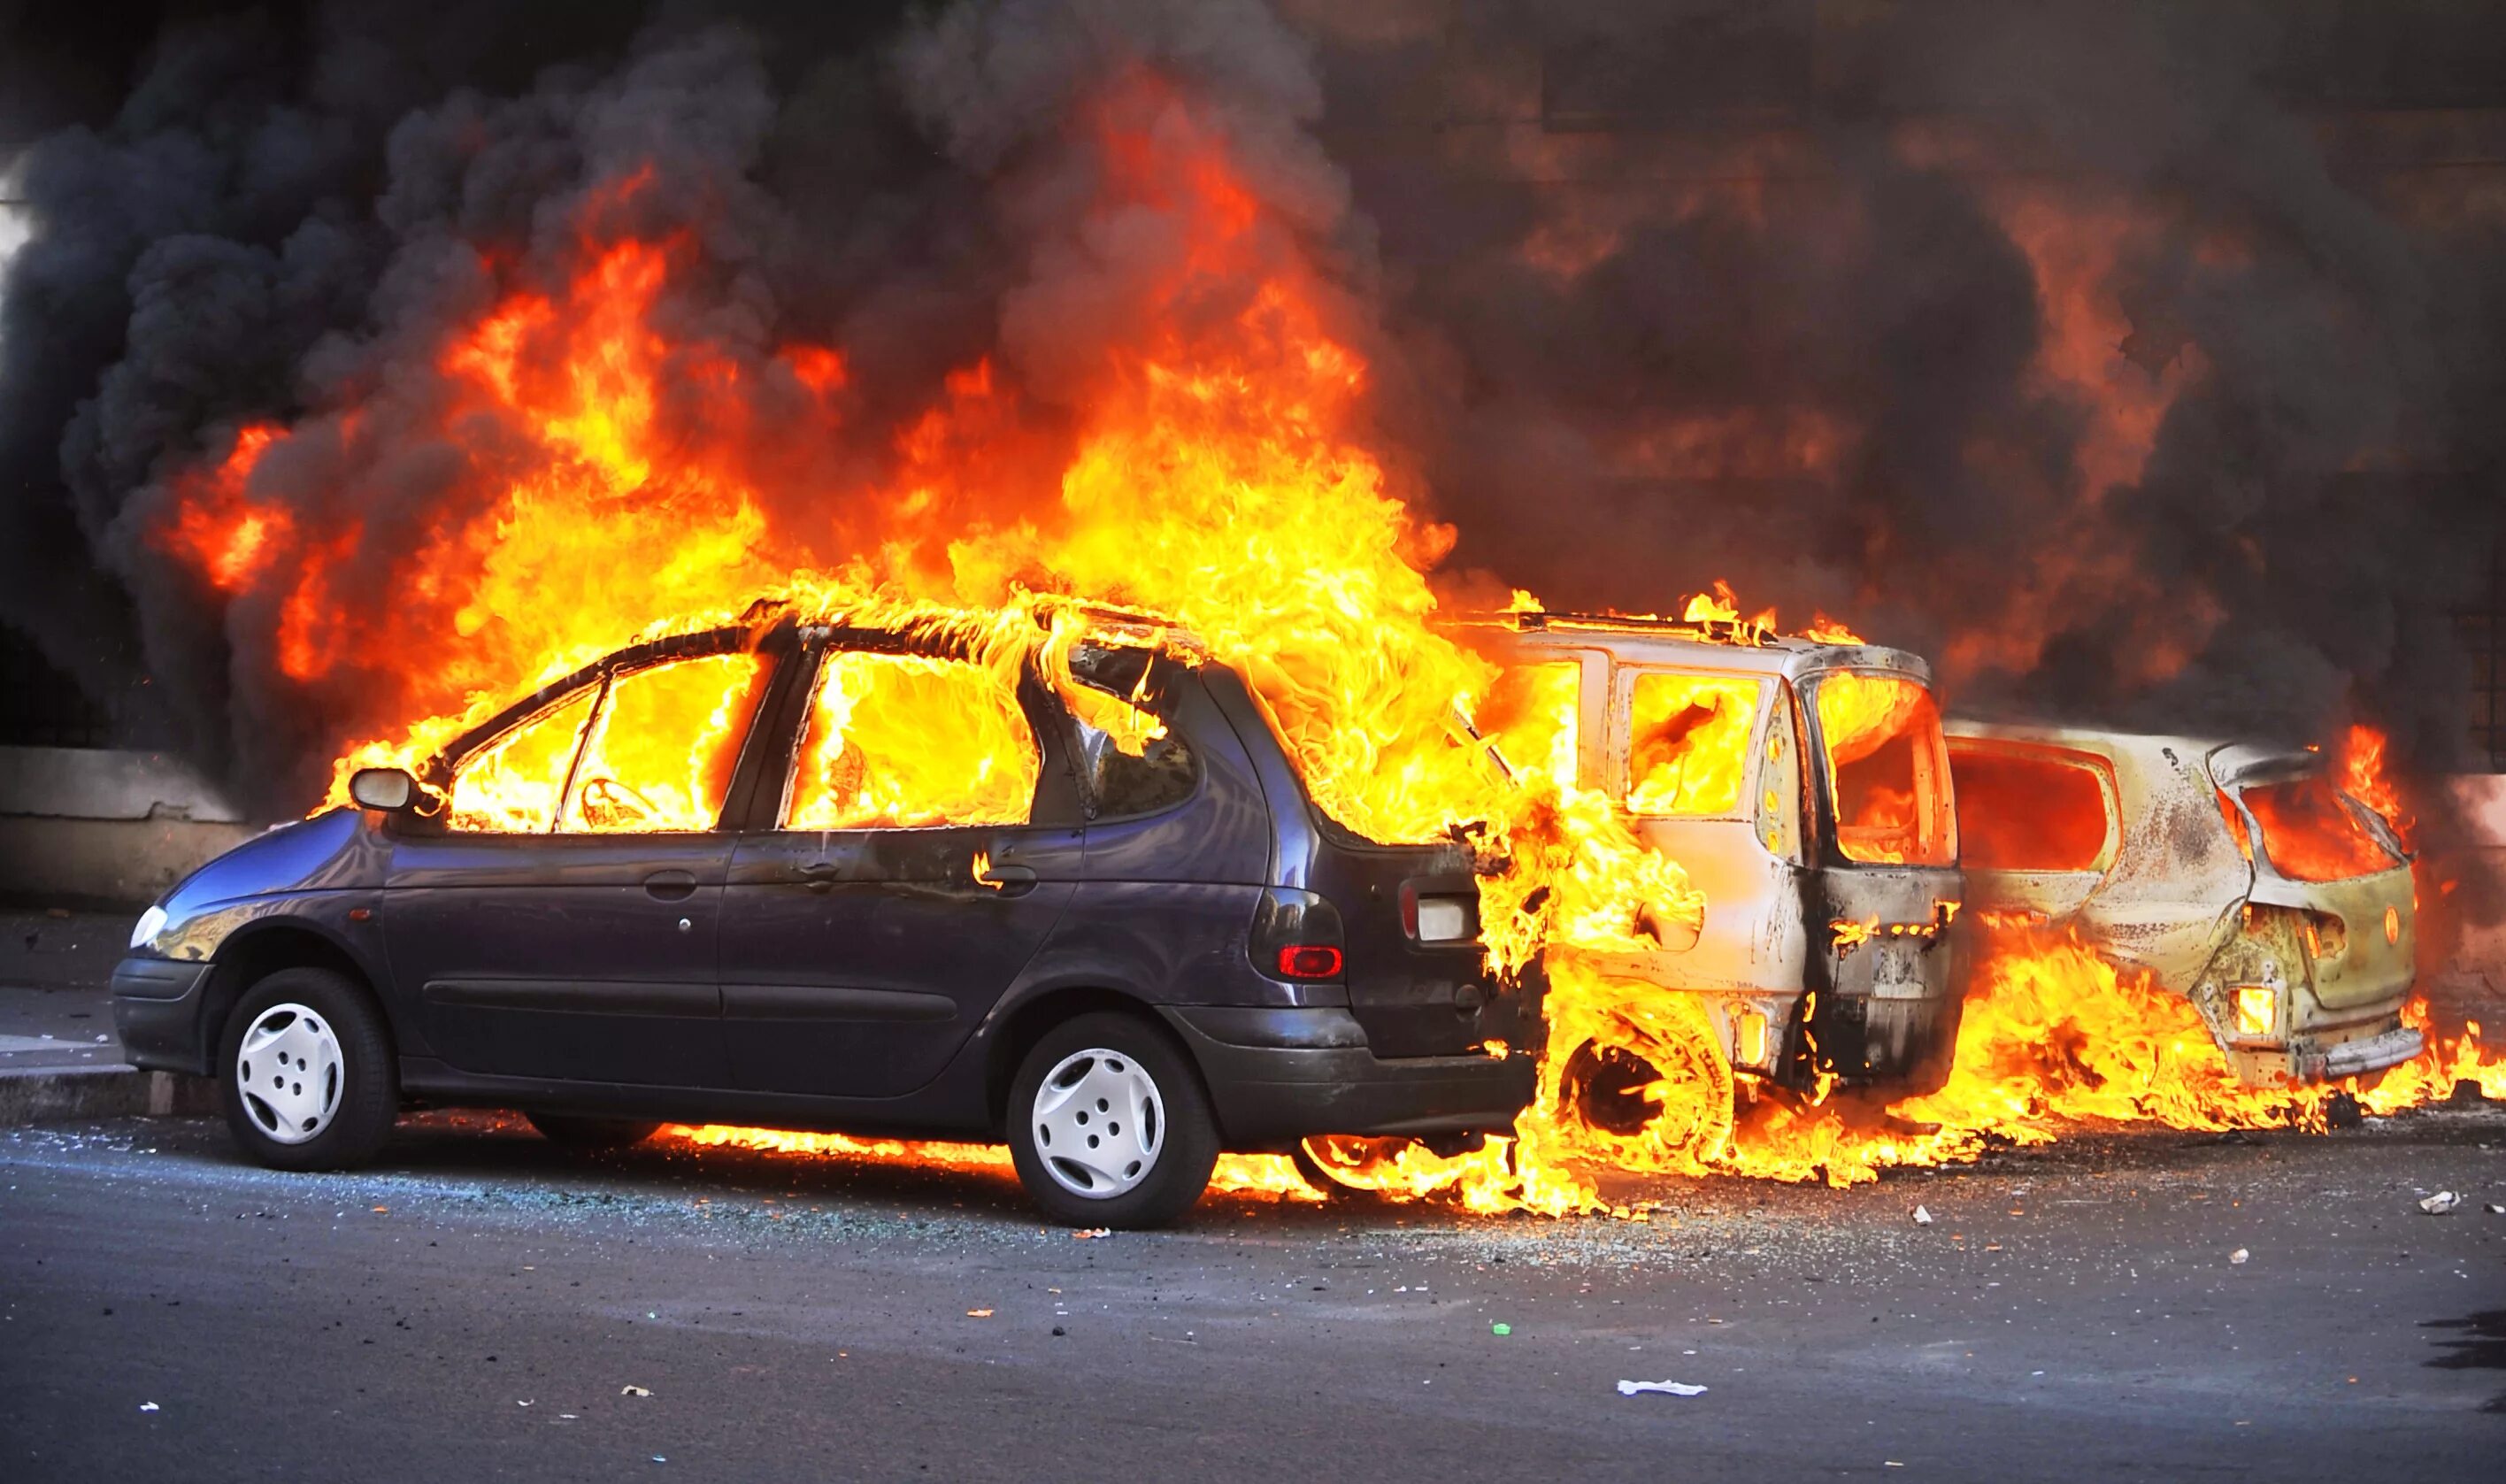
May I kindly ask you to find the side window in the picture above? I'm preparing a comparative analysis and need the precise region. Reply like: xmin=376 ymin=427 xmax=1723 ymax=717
xmin=448 ymin=688 xmax=596 ymax=834
xmin=785 ymin=651 xmax=1040 ymax=829
xmin=1055 ymin=655 xmax=1196 ymax=819
xmin=561 ymin=653 xmax=773 ymax=834
xmin=1478 ymin=660 xmax=1581 ymax=789
xmin=1949 ymin=745 xmax=2115 ymax=872
xmin=1624 ymin=671 xmax=1760 ymax=817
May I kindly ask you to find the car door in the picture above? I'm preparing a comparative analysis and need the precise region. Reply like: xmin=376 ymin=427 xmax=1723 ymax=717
xmin=386 ymin=642 xmax=778 ymax=1088
xmin=718 ymin=641 xmax=1080 ymax=1097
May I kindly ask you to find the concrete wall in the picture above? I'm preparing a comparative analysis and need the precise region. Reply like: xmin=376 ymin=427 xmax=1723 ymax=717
xmin=0 ymin=746 xmax=262 ymax=908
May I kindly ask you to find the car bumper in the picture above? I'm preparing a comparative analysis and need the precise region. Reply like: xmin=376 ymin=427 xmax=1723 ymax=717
xmin=1161 ymin=1006 xmax=1536 ymax=1147
xmin=2225 ymin=1018 xmax=2425 ymax=1086
xmin=111 ymin=957 xmax=217 ymax=1076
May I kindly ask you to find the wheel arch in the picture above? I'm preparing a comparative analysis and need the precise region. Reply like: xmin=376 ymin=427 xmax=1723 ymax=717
xmin=981 ymin=983 xmax=1188 ymax=1133
xmin=204 ymin=919 xmax=392 ymax=1063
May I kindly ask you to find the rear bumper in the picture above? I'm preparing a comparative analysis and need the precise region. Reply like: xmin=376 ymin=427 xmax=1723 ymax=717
xmin=1162 ymin=1005 xmax=1536 ymax=1147
xmin=2225 ymin=1017 xmax=2425 ymax=1087
xmin=111 ymin=956 xmax=217 ymax=1076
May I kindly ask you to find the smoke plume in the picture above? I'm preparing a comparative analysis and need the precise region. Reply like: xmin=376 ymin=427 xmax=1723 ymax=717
xmin=3 ymin=0 xmax=2502 ymax=814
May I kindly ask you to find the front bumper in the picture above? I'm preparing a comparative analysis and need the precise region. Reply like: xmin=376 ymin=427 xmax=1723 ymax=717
xmin=1162 ymin=1005 xmax=1536 ymax=1147
xmin=111 ymin=956 xmax=217 ymax=1076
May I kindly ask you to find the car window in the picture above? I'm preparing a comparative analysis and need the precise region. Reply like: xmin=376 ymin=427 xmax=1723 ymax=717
xmin=447 ymin=688 xmax=597 ymax=834
xmin=1949 ymin=745 xmax=2112 ymax=872
xmin=1624 ymin=671 xmax=1759 ymax=817
xmin=1810 ymin=673 xmax=1956 ymax=866
xmin=2238 ymin=774 xmax=2400 ymax=882
xmin=784 ymin=651 xmax=1040 ymax=829
xmin=1478 ymin=660 xmax=1580 ymax=789
xmin=560 ymin=653 xmax=773 ymax=834
xmin=1053 ymin=652 xmax=1196 ymax=818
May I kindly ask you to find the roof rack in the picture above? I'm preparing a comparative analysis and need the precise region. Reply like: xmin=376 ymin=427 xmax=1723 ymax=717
xmin=1501 ymin=609 xmax=1780 ymax=647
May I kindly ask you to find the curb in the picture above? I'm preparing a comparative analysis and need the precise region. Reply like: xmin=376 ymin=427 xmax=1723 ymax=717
xmin=0 ymin=1065 xmax=219 ymax=1126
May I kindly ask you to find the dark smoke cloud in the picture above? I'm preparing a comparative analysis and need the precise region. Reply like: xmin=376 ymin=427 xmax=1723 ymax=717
xmin=3 ymin=0 xmax=2502 ymax=821
xmin=1303 ymin=1 xmax=2506 ymax=773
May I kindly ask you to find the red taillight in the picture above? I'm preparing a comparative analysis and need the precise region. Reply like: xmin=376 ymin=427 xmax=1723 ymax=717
xmin=1275 ymin=944 xmax=1344 ymax=980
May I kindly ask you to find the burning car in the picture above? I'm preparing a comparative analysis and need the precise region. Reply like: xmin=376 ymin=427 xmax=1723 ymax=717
xmin=1944 ymin=722 xmax=2419 ymax=1085
xmin=111 ymin=601 xmax=1538 ymax=1226
xmin=1461 ymin=604 xmax=1964 ymax=1157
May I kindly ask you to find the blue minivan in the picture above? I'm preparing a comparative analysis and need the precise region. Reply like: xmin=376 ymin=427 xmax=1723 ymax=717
xmin=111 ymin=604 xmax=1537 ymax=1226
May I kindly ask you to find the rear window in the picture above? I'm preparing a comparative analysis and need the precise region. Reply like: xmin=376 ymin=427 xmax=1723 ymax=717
xmin=1624 ymin=672 xmax=1759 ymax=817
xmin=1810 ymin=673 xmax=1955 ymax=866
xmin=1949 ymin=745 xmax=2113 ymax=872
xmin=2239 ymin=774 xmax=2400 ymax=882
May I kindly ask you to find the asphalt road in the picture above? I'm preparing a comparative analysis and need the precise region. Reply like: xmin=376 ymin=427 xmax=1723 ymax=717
xmin=2 ymin=1111 xmax=2502 ymax=1483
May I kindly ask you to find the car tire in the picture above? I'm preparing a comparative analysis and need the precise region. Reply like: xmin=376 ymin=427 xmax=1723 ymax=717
xmin=1007 ymin=1012 xmax=1219 ymax=1229
xmin=526 ymin=1111 xmax=663 ymax=1150
xmin=218 ymin=967 xmax=399 ymax=1172
xmin=1556 ymin=997 xmax=1735 ymax=1165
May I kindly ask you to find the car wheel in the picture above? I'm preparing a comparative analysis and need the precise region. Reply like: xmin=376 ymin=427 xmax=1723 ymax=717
xmin=218 ymin=967 xmax=398 ymax=1172
xmin=1556 ymin=998 xmax=1734 ymax=1165
xmin=1007 ymin=1012 xmax=1219 ymax=1229
xmin=526 ymin=1111 xmax=663 ymax=1150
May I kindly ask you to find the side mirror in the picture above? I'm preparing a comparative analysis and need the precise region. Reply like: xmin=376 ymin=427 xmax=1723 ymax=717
xmin=349 ymin=766 xmax=419 ymax=812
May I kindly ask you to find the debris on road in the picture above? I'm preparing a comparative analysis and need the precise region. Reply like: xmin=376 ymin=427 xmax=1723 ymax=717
xmin=966 ymin=1309 xmax=994 ymax=1318
xmin=2488 ymin=1203 xmax=2505 ymax=1215
xmin=2229 ymin=1248 xmax=2248 ymax=1265
xmin=2418 ymin=1191 xmax=2461 ymax=1214
xmin=1491 ymin=1322 xmax=1511 ymax=1336
xmin=139 ymin=1402 xmax=158 ymax=1412
xmin=1617 ymin=1379 xmax=1708 ymax=1398
xmin=620 ymin=1385 xmax=652 ymax=1397
xmin=1911 ymin=1205 xmax=1933 ymax=1226
xmin=1072 ymin=1228 xmax=1111 ymax=1240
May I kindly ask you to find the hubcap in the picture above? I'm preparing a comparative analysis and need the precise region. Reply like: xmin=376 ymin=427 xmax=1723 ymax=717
xmin=1030 ymin=1048 xmax=1164 ymax=1199
xmin=234 ymin=1003 xmax=344 ymax=1146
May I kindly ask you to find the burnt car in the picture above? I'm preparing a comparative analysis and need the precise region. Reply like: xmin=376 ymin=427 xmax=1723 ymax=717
xmin=1945 ymin=721 xmax=2418 ymax=1084
xmin=111 ymin=604 xmax=1537 ymax=1226
xmin=1464 ymin=610 xmax=1964 ymax=1154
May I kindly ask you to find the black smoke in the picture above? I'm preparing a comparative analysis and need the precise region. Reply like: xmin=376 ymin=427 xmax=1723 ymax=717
xmin=4 ymin=0 xmax=2503 ymax=815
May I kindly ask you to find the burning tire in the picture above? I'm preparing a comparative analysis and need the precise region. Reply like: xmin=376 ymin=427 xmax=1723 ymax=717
xmin=1555 ymin=1000 xmax=1734 ymax=1164
xmin=526 ymin=1112 xmax=662 ymax=1150
xmin=1007 ymin=1012 xmax=1219 ymax=1228
xmin=217 ymin=967 xmax=399 ymax=1172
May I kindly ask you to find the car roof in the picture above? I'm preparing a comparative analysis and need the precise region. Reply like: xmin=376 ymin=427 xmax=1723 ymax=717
xmin=1942 ymin=719 xmax=2320 ymax=788
xmin=1450 ymin=612 xmax=1933 ymax=686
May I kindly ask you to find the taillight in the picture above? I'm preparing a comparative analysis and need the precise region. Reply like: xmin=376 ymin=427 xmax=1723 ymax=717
xmin=1251 ymin=887 xmax=1345 ymax=983
xmin=1276 ymin=944 xmax=1344 ymax=980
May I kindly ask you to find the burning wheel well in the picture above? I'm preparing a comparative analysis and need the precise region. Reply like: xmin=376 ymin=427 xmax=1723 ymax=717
xmin=205 ymin=927 xmax=388 ymax=1067
xmin=986 ymin=988 xmax=1189 ymax=1134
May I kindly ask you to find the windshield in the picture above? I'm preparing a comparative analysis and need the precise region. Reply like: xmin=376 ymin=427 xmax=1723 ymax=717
xmin=2238 ymin=773 xmax=2401 ymax=882
xmin=1810 ymin=672 xmax=1956 ymax=867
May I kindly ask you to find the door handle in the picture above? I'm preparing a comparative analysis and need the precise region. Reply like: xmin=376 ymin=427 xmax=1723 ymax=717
xmin=643 ymin=870 xmax=697 ymax=902
xmin=796 ymin=859 xmax=842 ymax=894
xmin=979 ymin=863 xmax=1039 ymax=897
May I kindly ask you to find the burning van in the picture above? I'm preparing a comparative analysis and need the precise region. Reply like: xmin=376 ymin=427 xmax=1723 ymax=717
xmin=1944 ymin=723 xmax=2419 ymax=1084
xmin=1463 ymin=607 xmax=1964 ymax=1152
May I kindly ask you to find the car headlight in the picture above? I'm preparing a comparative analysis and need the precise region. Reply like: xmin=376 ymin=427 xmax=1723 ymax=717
xmin=129 ymin=904 xmax=168 ymax=952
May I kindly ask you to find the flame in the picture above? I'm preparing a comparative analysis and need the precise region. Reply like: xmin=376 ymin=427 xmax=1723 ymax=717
xmin=661 ymin=1125 xmax=1322 ymax=1204
xmin=148 ymin=73 xmax=2494 ymax=1221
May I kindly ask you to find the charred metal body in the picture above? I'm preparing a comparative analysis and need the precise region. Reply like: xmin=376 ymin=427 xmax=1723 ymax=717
xmin=1945 ymin=722 xmax=2419 ymax=1086
xmin=1472 ymin=614 xmax=1964 ymax=1103
xmin=115 ymin=611 xmax=1537 ymax=1174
